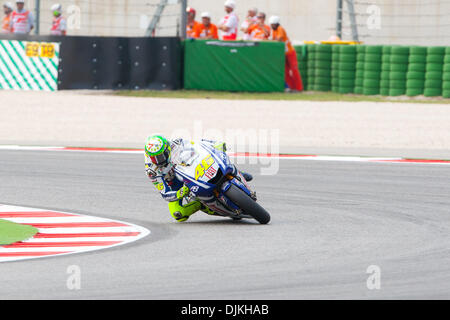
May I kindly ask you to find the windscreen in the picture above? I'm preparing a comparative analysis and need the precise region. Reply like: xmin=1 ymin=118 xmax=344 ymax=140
xmin=171 ymin=141 xmax=199 ymax=167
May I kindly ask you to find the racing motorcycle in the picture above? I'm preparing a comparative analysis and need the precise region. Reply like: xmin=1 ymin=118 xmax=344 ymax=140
xmin=171 ymin=141 xmax=271 ymax=224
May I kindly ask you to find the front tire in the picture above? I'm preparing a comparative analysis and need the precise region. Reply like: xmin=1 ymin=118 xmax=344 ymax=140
xmin=224 ymin=184 xmax=271 ymax=224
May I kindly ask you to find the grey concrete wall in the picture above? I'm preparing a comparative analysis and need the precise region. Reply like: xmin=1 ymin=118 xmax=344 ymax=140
xmin=20 ymin=0 xmax=450 ymax=45
xmin=352 ymin=0 xmax=450 ymax=46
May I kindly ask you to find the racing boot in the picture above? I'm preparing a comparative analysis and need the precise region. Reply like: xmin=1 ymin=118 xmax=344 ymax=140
xmin=200 ymin=203 xmax=218 ymax=216
xmin=169 ymin=200 xmax=202 ymax=222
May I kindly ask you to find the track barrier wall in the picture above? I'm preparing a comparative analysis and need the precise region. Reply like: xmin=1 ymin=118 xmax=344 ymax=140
xmin=183 ymin=39 xmax=285 ymax=92
xmin=1 ymin=34 xmax=449 ymax=97
xmin=0 ymin=35 xmax=182 ymax=91
xmin=296 ymin=44 xmax=450 ymax=98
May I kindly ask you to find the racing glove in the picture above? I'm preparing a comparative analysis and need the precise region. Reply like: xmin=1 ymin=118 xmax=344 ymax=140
xmin=176 ymin=186 xmax=190 ymax=200
xmin=214 ymin=142 xmax=227 ymax=152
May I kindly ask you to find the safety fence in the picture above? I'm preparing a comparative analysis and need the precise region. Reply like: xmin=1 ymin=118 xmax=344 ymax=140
xmin=295 ymin=44 xmax=450 ymax=98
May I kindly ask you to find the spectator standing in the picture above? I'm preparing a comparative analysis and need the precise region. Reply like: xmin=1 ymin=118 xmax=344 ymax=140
xmin=50 ymin=3 xmax=66 ymax=36
xmin=218 ymin=0 xmax=238 ymax=41
xmin=186 ymin=7 xmax=199 ymax=38
xmin=246 ymin=12 xmax=270 ymax=41
xmin=269 ymin=16 xmax=303 ymax=92
xmin=240 ymin=7 xmax=257 ymax=40
xmin=195 ymin=12 xmax=218 ymax=40
xmin=1 ymin=2 xmax=13 ymax=33
xmin=10 ymin=0 xmax=33 ymax=35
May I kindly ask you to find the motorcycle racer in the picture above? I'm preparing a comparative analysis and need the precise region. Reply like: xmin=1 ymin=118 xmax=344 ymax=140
xmin=145 ymin=135 xmax=253 ymax=222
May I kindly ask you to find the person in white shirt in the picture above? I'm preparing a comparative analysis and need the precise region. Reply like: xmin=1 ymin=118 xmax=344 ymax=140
xmin=10 ymin=0 xmax=34 ymax=34
xmin=240 ymin=7 xmax=257 ymax=41
xmin=218 ymin=0 xmax=238 ymax=41
xmin=50 ymin=3 xmax=67 ymax=35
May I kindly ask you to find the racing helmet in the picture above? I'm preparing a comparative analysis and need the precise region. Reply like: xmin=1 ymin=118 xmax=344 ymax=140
xmin=145 ymin=135 xmax=171 ymax=166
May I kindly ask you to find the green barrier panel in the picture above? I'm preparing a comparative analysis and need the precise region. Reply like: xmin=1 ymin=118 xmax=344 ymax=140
xmin=184 ymin=41 xmax=450 ymax=97
xmin=184 ymin=40 xmax=285 ymax=92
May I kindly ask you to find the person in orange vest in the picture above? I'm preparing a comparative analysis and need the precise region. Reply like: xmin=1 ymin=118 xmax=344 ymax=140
xmin=218 ymin=0 xmax=238 ymax=41
xmin=10 ymin=0 xmax=34 ymax=34
xmin=194 ymin=12 xmax=218 ymax=40
xmin=240 ymin=7 xmax=257 ymax=40
xmin=50 ymin=3 xmax=66 ymax=36
xmin=1 ymin=2 xmax=13 ymax=34
xmin=269 ymin=16 xmax=303 ymax=92
xmin=186 ymin=7 xmax=199 ymax=39
xmin=245 ymin=12 xmax=270 ymax=41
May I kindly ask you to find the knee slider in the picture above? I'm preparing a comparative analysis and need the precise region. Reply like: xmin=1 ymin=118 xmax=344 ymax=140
xmin=172 ymin=211 xmax=188 ymax=222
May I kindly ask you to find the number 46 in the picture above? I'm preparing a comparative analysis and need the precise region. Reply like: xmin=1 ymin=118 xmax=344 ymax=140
xmin=195 ymin=155 xmax=215 ymax=180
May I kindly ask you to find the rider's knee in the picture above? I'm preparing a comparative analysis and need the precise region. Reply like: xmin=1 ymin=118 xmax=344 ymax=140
xmin=168 ymin=200 xmax=201 ymax=222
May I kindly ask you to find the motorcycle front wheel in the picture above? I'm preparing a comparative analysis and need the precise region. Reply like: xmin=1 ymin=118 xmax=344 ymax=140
xmin=224 ymin=184 xmax=271 ymax=224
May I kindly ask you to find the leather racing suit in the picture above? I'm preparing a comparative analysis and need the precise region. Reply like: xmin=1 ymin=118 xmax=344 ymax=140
xmin=145 ymin=138 xmax=230 ymax=222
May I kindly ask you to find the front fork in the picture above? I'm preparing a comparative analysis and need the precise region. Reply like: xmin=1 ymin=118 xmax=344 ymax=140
xmin=235 ymin=171 xmax=257 ymax=200
xmin=214 ymin=174 xmax=256 ymax=213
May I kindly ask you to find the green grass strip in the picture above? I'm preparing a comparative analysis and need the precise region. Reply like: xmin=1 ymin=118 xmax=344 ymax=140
xmin=0 ymin=219 xmax=38 ymax=245
xmin=115 ymin=90 xmax=450 ymax=104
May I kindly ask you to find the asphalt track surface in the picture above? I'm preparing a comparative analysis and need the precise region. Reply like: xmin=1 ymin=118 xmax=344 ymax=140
xmin=1 ymin=150 xmax=450 ymax=299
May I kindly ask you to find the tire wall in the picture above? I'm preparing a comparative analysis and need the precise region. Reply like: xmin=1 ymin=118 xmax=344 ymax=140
xmin=296 ymin=44 xmax=450 ymax=97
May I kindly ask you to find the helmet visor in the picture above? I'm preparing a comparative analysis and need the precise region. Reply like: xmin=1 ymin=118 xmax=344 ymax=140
xmin=150 ymin=148 xmax=170 ymax=166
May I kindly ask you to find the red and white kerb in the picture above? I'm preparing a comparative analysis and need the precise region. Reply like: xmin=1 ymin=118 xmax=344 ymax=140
xmin=0 ymin=204 xmax=150 ymax=262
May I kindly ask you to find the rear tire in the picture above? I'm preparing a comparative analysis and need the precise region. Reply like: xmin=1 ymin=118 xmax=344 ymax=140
xmin=225 ymin=184 xmax=271 ymax=224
